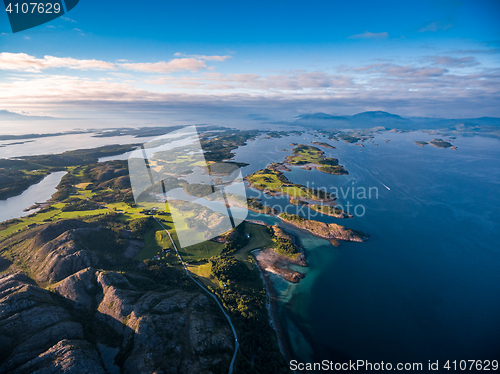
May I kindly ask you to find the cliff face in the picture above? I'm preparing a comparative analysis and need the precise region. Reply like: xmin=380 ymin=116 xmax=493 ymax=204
xmin=0 ymin=220 xmax=233 ymax=374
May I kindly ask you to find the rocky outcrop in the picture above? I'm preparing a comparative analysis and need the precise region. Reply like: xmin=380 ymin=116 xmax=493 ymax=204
xmin=52 ymin=267 xmax=98 ymax=310
xmin=0 ymin=219 xmax=234 ymax=374
xmin=30 ymin=228 xmax=100 ymax=283
xmin=254 ymin=249 xmax=305 ymax=283
xmin=0 ymin=272 xmax=91 ymax=373
xmin=13 ymin=339 xmax=106 ymax=374
xmin=123 ymin=240 xmax=144 ymax=259
xmin=94 ymin=271 xmax=234 ymax=374
xmin=279 ymin=213 xmax=370 ymax=242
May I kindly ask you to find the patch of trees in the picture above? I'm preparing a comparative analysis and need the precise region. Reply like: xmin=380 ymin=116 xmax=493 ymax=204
xmin=210 ymin=255 xmax=251 ymax=282
xmin=318 ymin=157 xmax=339 ymax=166
xmin=274 ymin=237 xmax=299 ymax=258
xmin=207 ymin=162 xmax=242 ymax=176
xmin=210 ymin=278 xmax=291 ymax=374
xmin=129 ymin=217 xmax=155 ymax=239
xmin=20 ymin=144 xmax=138 ymax=167
xmin=279 ymin=212 xmax=305 ymax=224
xmin=0 ymin=169 xmax=48 ymax=200
xmin=317 ymin=165 xmax=349 ymax=175
xmin=200 ymin=130 xmax=260 ymax=162
xmin=61 ymin=197 xmax=101 ymax=212
xmin=184 ymin=183 xmax=215 ymax=197
xmin=142 ymin=261 xmax=193 ymax=288
xmin=52 ymin=173 xmax=75 ymax=201
xmin=221 ymin=225 xmax=250 ymax=254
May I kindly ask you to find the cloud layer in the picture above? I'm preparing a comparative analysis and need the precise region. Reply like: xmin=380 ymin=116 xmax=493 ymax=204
xmin=0 ymin=53 xmax=115 ymax=72
xmin=0 ymin=53 xmax=232 ymax=73
xmin=347 ymin=31 xmax=389 ymax=39
xmin=0 ymin=51 xmax=498 ymax=118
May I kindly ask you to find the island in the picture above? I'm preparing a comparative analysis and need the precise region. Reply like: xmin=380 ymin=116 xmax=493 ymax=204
xmin=414 ymin=138 xmax=457 ymax=149
xmin=245 ymin=163 xmax=336 ymax=202
xmin=311 ymin=141 xmax=336 ymax=149
xmin=285 ymin=144 xmax=348 ymax=175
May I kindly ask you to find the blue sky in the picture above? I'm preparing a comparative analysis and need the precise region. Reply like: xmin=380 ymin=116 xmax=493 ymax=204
xmin=0 ymin=0 xmax=499 ymax=120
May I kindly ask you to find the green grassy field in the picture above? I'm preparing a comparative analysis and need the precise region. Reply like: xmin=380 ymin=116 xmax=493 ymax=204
xmin=234 ymin=222 xmax=273 ymax=267
xmin=280 ymin=185 xmax=310 ymax=199
xmin=133 ymin=222 xmax=173 ymax=262
xmin=286 ymin=145 xmax=325 ymax=165
xmin=246 ymin=169 xmax=283 ymax=190
xmin=177 ymin=240 xmax=225 ymax=262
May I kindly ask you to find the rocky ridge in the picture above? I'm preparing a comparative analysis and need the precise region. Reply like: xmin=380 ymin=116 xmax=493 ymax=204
xmin=0 ymin=219 xmax=234 ymax=374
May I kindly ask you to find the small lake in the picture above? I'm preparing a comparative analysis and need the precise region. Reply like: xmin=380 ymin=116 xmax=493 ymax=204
xmin=0 ymin=171 xmax=67 ymax=222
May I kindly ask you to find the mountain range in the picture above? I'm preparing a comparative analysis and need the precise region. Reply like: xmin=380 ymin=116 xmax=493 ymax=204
xmin=292 ymin=111 xmax=500 ymax=130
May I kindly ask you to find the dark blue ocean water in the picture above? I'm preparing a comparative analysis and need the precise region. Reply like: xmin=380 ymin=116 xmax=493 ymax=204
xmin=234 ymin=131 xmax=500 ymax=371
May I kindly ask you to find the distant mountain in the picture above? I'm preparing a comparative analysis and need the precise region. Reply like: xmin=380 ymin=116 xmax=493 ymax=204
xmin=0 ymin=109 xmax=55 ymax=121
xmin=295 ymin=113 xmax=349 ymax=121
xmin=351 ymin=111 xmax=404 ymax=120
xmin=293 ymin=111 xmax=412 ymax=129
xmin=292 ymin=110 xmax=500 ymax=131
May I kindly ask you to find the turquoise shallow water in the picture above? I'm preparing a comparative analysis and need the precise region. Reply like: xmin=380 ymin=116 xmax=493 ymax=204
xmin=235 ymin=131 xmax=500 ymax=371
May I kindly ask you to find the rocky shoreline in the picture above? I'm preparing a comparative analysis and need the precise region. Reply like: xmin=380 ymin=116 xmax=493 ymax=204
xmin=279 ymin=213 xmax=370 ymax=242
xmin=253 ymin=257 xmax=295 ymax=368
xmin=254 ymin=248 xmax=305 ymax=283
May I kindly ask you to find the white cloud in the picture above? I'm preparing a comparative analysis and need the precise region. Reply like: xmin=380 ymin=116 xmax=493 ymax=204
xmin=430 ymin=56 xmax=479 ymax=67
xmin=0 ymin=53 xmax=229 ymax=74
xmin=348 ymin=31 xmax=389 ymax=39
xmin=121 ymin=58 xmax=207 ymax=73
xmin=174 ymin=52 xmax=232 ymax=61
xmin=61 ymin=17 xmax=76 ymax=23
xmin=0 ymin=53 xmax=116 ymax=72
xmin=419 ymin=21 xmax=453 ymax=32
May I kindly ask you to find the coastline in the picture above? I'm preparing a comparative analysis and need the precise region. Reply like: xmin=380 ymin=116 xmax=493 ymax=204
xmin=252 ymin=248 xmax=295 ymax=368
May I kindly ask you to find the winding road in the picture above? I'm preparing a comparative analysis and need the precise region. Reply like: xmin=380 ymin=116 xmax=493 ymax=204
xmin=153 ymin=217 xmax=239 ymax=374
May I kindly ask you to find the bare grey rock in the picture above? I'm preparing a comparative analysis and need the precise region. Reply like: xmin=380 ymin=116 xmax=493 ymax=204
xmin=123 ymin=240 xmax=144 ymax=259
xmin=13 ymin=339 xmax=106 ymax=374
xmin=1 ymin=219 xmax=235 ymax=374
xmin=0 ymin=274 xmax=95 ymax=373
xmin=52 ymin=267 xmax=98 ymax=310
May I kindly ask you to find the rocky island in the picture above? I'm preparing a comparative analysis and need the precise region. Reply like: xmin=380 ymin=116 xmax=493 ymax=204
xmin=285 ymin=144 xmax=349 ymax=175
xmin=245 ymin=163 xmax=336 ymax=203
xmin=415 ymin=138 xmax=457 ymax=149
xmin=311 ymin=141 xmax=336 ymax=149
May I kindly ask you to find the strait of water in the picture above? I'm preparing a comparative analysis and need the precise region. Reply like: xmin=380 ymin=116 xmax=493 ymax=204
xmin=233 ymin=131 xmax=500 ymax=372
xmin=0 ymin=171 xmax=67 ymax=222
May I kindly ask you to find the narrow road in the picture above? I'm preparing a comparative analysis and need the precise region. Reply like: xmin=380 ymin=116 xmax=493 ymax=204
xmin=153 ymin=217 xmax=239 ymax=374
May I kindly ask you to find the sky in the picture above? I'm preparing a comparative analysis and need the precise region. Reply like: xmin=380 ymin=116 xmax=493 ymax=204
xmin=0 ymin=0 xmax=499 ymax=122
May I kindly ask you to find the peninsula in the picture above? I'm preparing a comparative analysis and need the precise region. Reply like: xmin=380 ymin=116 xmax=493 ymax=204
xmin=279 ymin=213 xmax=369 ymax=242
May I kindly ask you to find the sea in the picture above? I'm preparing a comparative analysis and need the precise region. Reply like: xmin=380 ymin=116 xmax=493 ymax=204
xmin=1 ymin=126 xmax=499 ymax=372
xmin=232 ymin=131 xmax=500 ymax=372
